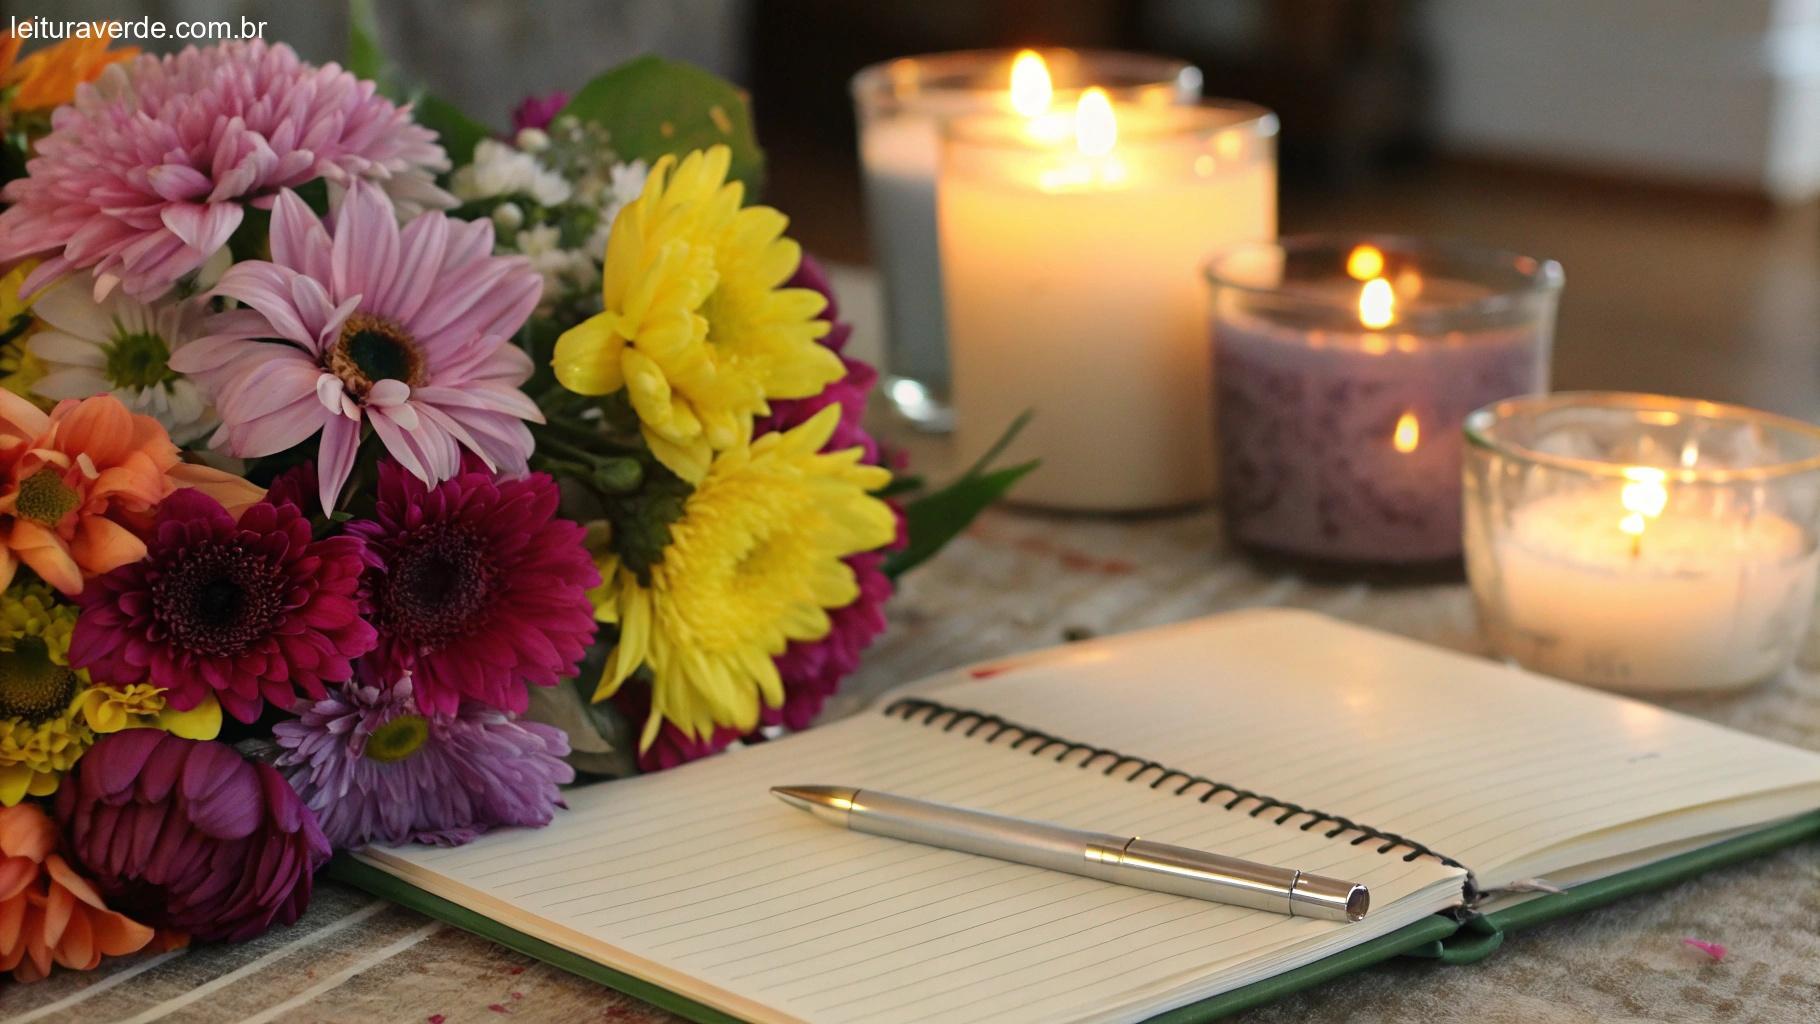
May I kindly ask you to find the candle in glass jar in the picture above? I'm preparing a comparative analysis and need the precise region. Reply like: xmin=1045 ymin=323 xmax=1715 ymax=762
xmin=852 ymin=50 xmax=1201 ymax=431
xmin=940 ymin=95 xmax=1277 ymax=511
xmin=1464 ymin=392 xmax=1820 ymax=693
xmin=1209 ymin=238 xmax=1561 ymax=568
xmin=1485 ymin=484 xmax=1819 ymax=691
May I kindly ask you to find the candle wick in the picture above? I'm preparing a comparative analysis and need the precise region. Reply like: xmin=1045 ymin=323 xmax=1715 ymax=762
xmin=1629 ymin=532 xmax=1642 ymax=559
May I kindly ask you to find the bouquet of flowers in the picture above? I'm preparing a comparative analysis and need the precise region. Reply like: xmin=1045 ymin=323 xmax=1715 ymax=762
xmin=0 ymin=21 xmax=1025 ymax=983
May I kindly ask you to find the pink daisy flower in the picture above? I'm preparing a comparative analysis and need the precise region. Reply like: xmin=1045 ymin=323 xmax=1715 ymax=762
xmin=0 ymin=41 xmax=451 ymax=302
xmin=172 ymin=182 xmax=545 ymax=512
xmin=348 ymin=460 xmax=599 ymax=717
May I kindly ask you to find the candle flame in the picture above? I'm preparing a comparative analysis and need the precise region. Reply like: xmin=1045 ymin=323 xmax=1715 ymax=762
xmin=1346 ymin=245 xmax=1385 ymax=281
xmin=1075 ymin=87 xmax=1117 ymax=156
xmin=1393 ymin=412 xmax=1420 ymax=453
xmin=1359 ymin=277 xmax=1395 ymax=330
xmin=1618 ymin=466 xmax=1668 ymax=555
xmin=1009 ymin=50 xmax=1053 ymax=118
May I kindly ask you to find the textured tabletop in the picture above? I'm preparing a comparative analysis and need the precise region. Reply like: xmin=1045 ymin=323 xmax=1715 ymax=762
xmin=8 ymin=268 xmax=1819 ymax=1023
xmin=8 ymin=507 xmax=1820 ymax=1024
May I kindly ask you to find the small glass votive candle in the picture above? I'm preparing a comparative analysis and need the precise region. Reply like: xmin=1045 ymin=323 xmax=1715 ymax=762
xmin=940 ymin=99 xmax=1277 ymax=512
xmin=1207 ymin=236 xmax=1562 ymax=570
xmin=1464 ymin=392 xmax=1820 ymax=693
xmin=851 ymin=49 xmax=1201 ymax=432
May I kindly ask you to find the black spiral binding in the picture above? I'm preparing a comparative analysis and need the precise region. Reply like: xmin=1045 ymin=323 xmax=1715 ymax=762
xmin=885 ymin=696 xmax=1475 ymax=894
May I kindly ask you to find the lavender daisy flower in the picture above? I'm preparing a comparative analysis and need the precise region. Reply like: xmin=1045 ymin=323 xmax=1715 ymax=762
xmin=274 ymin=672 xmax=574 ymax=851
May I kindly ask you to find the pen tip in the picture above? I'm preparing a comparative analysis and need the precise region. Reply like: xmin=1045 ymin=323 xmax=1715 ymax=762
xmin=770 ymin=785 xmax=858 ymax=824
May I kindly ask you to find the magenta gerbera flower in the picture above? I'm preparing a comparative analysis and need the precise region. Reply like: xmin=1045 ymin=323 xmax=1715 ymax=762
xmin=171 ymin=182 xmax=545 ymax=512
xmin=57 ymin=730 xmax=330 ymax=943
xmin=274 ymin=672 xmax=574 ymax=850
xmin=70 ymin=488 xmax=376 ymax=723
xmin=348 ymin=460 xmax=599 ymax=717
xmin=0 ymin=41 xmax=451 ymax=301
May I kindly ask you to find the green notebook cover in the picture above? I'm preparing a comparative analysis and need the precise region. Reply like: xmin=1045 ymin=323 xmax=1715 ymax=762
xmin=329 ymin=809 xmax=1820 ymax=1023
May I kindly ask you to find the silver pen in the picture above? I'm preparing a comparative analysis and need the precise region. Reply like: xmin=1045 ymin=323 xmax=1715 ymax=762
xmin=772 ymin=785 xmax=1368 ymax=922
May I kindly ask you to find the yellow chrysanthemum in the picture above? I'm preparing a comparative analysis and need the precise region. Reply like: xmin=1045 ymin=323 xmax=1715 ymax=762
xmin=590 ymin=406 xmax=894 ymax=749
xmin=0 ymin=582 xmax=218 ymax=804
xmin=0 ymin=261 xmax=47 ymax=404
xmin=0 ymin=26 xmax=137 ymax=114
xmin=553 ymin=145 xmax=844 ymax=482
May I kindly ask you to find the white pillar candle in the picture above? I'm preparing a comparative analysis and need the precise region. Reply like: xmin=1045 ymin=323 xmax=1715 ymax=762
xmin=1465 ymin=392 xmax=1820 ymax=694
xmin=852 ymin=50 xmax=1201 ymax=431
xmin=939 ymin=96 xmax=1277 ymax=511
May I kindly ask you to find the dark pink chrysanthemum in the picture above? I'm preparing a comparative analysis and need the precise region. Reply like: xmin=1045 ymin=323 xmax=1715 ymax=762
xmin=511 ymin=91 xmax=568 ymax=133
xmin=171 ymin=182 xmax=545 ymax=512
xmin=56 ymin=730 xmax=330 ymax=943
xmin=70 ymin=489 xmax=377 ymax=723
xmin=0 ymin=40 xmax=451 ymax=301
xmin=348 ymin=460 xmax=599 ymax=717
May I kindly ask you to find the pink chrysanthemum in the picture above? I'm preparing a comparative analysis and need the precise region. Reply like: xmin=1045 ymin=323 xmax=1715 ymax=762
xmin=348 ymin=460 xmax=599 ymax=717
xmin=171 ymin=182 xmax=545 ymax=512
xmin=70 ymin=489 xmax=376 ymax=723
xmin=275 ymin=672 xmax=573 ymax=851
xmin=0 ymin=41 xmax=451 ymax=302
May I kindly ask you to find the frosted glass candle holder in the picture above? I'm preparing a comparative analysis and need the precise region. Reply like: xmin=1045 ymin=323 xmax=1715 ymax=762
xmin=1465 ymin=392 xmax=1820 ymax=693
xmin=852 ymin=49 xmax=1200 ymax=432
xmin=1207 ymin=236 xmax=1561 ymax=570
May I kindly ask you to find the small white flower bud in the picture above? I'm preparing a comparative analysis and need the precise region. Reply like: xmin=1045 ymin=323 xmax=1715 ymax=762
xmin=515 ymin=127 xmax=550 ymax=153
xmin=491 ymin=203 xmax=525 ymax=232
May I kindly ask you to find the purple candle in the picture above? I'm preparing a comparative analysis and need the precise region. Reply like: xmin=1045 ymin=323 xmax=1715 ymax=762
xmin=1206 ymin=237 xmax=1562 ymax=569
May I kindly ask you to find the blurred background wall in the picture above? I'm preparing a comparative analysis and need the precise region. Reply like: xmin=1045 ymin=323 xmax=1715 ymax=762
xmin=11 ymin=0 xmax=1820 ymax=418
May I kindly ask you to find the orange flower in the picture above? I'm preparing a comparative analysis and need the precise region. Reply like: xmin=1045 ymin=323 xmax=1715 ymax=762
xmin=0 ymin=26 xmax=137 ymax=113
xmin=0 ymin=802 xmax=159 ymax=982
xmin=0 ymin=392 xmax=264 ymax=595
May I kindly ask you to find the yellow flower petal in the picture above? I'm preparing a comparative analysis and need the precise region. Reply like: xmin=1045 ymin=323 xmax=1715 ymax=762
xmin=158 ymin=694 xmax=221 ymax=740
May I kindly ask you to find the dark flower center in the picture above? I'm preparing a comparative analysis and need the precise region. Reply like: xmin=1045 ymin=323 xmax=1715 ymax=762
xmin=376 ymin=523 xmax=496 ymax=651
xmin=0 ymin=637 xmax=77 ymax=723
xmin=330 ymin=312 xmax=424 ymax=394
xmin=106 ymin=329 xmax=177 ymax=391
xmin=365 ymin=714 xmax=430 ymax=763
xmin=152 ymin=544 xmax=286 ymax=657
xmin=15 ymin=469 xmax=80 ymax=526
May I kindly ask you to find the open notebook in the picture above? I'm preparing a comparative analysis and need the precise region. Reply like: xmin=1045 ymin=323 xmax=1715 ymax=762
xmin=347 ymin=610 xmax=1820 ymax=1024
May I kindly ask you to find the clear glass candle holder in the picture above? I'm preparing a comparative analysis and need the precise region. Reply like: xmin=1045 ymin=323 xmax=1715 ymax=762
xmin=1464 ymin=392 xmax=1820 ymax=693
xmin=851 ymin=49 xmax=1201 ymax=433
xmin=1207 ymin=235 xmax=1561 ymax=571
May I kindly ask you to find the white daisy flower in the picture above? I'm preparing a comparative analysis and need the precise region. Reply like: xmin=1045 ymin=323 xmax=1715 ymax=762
xmin=450 ymin=139 xmax=572 ymax=207
xmin=28 ymin=274 xmax=217 ymax=444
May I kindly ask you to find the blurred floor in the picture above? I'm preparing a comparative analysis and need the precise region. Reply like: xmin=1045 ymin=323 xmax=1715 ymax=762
xmin=769 ymin=143 xmax=1820 ymax=423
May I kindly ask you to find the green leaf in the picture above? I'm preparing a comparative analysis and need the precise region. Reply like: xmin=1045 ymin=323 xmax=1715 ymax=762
xmin=883 ymin=461 xmax=1038 ymax=580
xmin=559 ymin=55 xmax=764 ymax=193
xmin=347 ymin=0 xmax=405 ymax=99
xmin=415 ymin=93 xmax=491 ymax=167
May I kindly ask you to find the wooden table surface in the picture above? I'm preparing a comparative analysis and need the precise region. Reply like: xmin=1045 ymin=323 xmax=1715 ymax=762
xmin=7 ymin=272 xmax=1819 ymax=1024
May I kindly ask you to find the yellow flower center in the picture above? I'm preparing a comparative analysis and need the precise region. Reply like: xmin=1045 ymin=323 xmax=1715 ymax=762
xmin=0 ymin=636 xmax=78 ymax=723
xmin=330 ymin=312 xmax=424 ymax=394
xmin=15 ymin=469 xmax=80 ymax=526
xmin=365 ymin=714 xmax=430 ymax=763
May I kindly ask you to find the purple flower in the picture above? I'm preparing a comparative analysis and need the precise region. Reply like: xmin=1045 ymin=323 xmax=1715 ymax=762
xmin=348 ymin=460 xmax=599 ymax=717
xmin=71 ymin=488 xmax=377 ymax=724
xmin=0 ymin=41 xmax=451 ymax=301
xmin=511 ymin=91 xmax=569 ymax=133
xmin=274 ymin=672 xmax=574 ymax=850
xmin=171 ymin=182 xmax=546 ymax=511
xmin=55 ymin=730 xmax=330 ymax=943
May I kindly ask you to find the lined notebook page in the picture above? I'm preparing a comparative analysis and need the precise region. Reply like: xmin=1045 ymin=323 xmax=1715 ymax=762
xmin=930 ymin=609 xmax=1820 ymax=888
xmin=365 ymin=706 xmax=1464 ymax=1024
